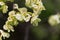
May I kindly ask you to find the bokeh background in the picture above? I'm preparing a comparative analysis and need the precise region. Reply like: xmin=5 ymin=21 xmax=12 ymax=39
xmin=0 ymin=0 xmax=60 ymax=40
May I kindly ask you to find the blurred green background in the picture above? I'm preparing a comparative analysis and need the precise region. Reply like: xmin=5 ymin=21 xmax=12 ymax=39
xmin=0 ymin=0 xmax=60 ymax=40
xmin=30 ymin=0 xmax=60 ymax=40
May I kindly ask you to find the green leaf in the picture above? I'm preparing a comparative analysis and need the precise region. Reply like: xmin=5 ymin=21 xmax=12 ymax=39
xmin=6 ymin=0 xmax=14 ymax=2
xmin=0 ymin=0 xmax=14 ymax=2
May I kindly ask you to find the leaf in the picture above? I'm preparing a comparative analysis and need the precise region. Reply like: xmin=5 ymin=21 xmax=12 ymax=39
xmin=0 ymin=0 xmax=14 ymax=2
xmin=6 ymin=0 xmax=14 ymax=2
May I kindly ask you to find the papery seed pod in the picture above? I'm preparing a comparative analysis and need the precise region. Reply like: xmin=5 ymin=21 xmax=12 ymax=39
xmin=18 ymin=7 xmax=27 ymax=13
xmin=0 ymin=2 xmax=5 ymax=6
xmin=15 ymin=13 xmax=23 ymax=21
xmin=0 ymin=2 xmax=8 ymax=13
xmin=2 ymin=5 xmax=8 ymax=13
xmin=48 ymin=14 xmax=60 ymax=26
xmin=3 ymin=24 xmax=14 ymax=32
xmin=0 ymin=30 xmax=10 ymax=39
xmin=13 ymin=4 xmax=19 ymax=9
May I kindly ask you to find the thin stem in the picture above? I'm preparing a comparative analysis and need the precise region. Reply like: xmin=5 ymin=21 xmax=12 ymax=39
xmin=24 ymin=25 xmax=29 ymax=40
